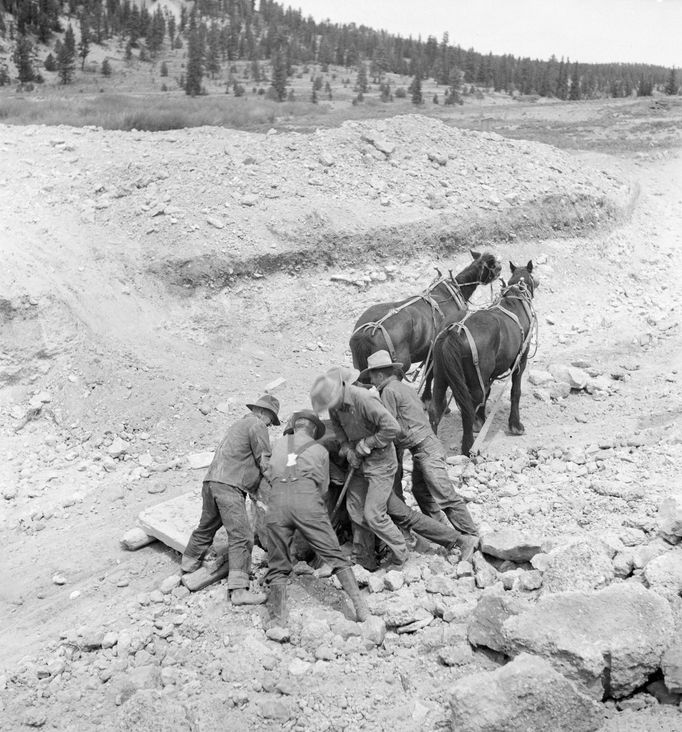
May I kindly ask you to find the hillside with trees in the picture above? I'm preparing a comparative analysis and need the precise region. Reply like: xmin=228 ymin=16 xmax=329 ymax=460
xmin=0 ymin=0 xmax=678 ymax=101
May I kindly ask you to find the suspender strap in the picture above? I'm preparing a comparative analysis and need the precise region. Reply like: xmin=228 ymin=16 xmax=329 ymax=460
xmin=282 ymin=434 xmax=317 ymax=483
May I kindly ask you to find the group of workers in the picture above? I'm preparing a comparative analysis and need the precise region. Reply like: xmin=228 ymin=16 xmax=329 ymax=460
xmin=181 ymin=351 xmax=480 ymax=626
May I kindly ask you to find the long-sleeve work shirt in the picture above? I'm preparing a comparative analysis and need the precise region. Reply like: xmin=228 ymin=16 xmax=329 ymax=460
xmin=377 ymin=376 xmax=433 ymax=450
xmin=204 ymin=412 xmax=271 ymax=493
xmin=330 ymin=384 xmax=400 ymax=448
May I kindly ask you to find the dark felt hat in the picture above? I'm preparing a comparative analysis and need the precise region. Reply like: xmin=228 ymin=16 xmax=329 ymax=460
xmin=246 ymin=394 xmax=281 ymax=425
xmin=290 ymin=409 xmax=326 ymax=440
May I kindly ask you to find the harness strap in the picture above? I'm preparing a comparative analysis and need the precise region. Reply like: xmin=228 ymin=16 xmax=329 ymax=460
xmin=456 ymin=320 xmax=487 ymax=412
xmin=440 ymin=279 xmax=466 ymax=309
xmin=450 ymin=292 xmax=537 ymax=412
xmin=281 ymin=434 xmax=317 ymax=483
xmin=491 ymin=303 xmax=525 ymax=342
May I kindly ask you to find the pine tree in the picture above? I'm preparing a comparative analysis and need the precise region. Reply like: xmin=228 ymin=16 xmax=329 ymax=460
xmin=57 ymin=25 xmax=76 ymax=83
xmin=637 ymin=76 xmax=653 ymax=97
xmin=205 ymin=22 xmax=221 ymax=78
xmin=167 ymin=15 xmax=176 ymax=46
xmin=184 ymin=13 xmax=204 ymax=96
xmin=410 ymin=71 xmax=423 ymax=105
xmin=271 ymin=47 xmax=287 ymax=101
xmin=664 ymin=68 xmax=678 ymax=96
xmin=101 ymin=58 xmax=111 ymax=76
xmin=355 ymin=60 xmax=368 ymax=93
xmin=44 ymin=53 xmax=56 ymax=72
xmin=13 ymin=34 xmax=35 ymax=82
xmin=569 ymin=63 xmax=581 ymax=100
xmin=160 ymin=61 xmax=168 ymax=77
xmin=78 ymin=15 xmax=90 ymax=70
xmin=311 ymin=81 xmax=317 ymax=103
xmin=556 ymin=57 xmax=569 ymax=99
xmin=444 ymin=67 xmax=463 ymax=105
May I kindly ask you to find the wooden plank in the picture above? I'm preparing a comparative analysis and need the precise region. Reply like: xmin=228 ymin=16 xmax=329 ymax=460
xmin=182 ymin=562 xmax=231 ymax=592
xmin=469 ymin=385 xmax=508 ymax=456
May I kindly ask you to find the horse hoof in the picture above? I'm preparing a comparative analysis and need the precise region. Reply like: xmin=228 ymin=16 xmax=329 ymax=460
xmin=508 ymin=424 xmax=525 ymax=436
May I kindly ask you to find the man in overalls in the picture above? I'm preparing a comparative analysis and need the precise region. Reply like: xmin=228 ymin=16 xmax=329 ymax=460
xmin=310 ymin=367 xmax=408 ymax=570
xmin=263 ymin=409 xmax=369 ymax=626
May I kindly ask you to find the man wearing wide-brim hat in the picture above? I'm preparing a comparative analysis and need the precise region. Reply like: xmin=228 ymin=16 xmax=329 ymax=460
xmin=361 ymin=350 xmax=479 ymax=562
xmin=262 ymin=409 xmax=369 ymax=627
xmin=310 ymin=366 xmax=408 ymax=570
xmin=181 ymin=394 xmax=280 ymax=605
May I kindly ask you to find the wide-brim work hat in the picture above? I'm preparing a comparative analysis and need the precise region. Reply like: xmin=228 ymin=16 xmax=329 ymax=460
xmin=290 ymin=409 xmax=326 ymax=440
xmin=333 ymin=365 xmax=360 ymax=386
xmin=310 ymin=371 xmax=344 ymax=413
xmin=358 ymin=350 xmax=406 ymax=381
xmin=246 ymin=394 xmax=281 ymax=425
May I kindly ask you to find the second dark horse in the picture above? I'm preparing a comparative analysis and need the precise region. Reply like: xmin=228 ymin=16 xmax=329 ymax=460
xmin=429 ymin=261 xmax=537 ymax=456
xmin=349 ymin=251 xmax=502 ymax=386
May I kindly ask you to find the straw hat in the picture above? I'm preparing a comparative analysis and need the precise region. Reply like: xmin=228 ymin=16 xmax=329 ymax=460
xmin=358 ymin=350 xmax=405 ymax=381
xmin=245 ymin=394 xmax=281 ymax=425
xmin=332 ymin=365 xmax=360 ymax=385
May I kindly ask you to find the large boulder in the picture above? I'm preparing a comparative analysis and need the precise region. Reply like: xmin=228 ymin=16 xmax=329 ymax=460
xmin=115 ymin=690 xmax=191 ymax=731
xmin=643 ymin=549 xmax=682 ymax=600
xmin=541 ymin=538 xmax=615 ymax=593
xmin=548 ymin=363 xmax=589 ymax=390
xmin=658 ymin=493 xmax=682 ymax=544
xmin=503 ymin=583 xmax=674 ymax=699
xmin=449 ymin=653 xmax=603 ymax=732
xmin=480 ymin=528 xmax=543 ymax=562
xmin=467 ymin=587 xmax=531 ymax=652
xmin=662 ymin=639 xmax=682 ymax=694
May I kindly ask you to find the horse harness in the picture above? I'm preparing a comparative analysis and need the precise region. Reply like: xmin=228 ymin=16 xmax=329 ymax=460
xmin=352 ymin=277 xmax=466 ymax=364
xmin=448 ymin=282 xmax=536 ymax=410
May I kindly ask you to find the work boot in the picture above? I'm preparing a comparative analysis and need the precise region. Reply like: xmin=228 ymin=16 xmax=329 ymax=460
xmin=335 ymin=567 xmax=370 ymax=622
xmin=266 ymin=583 xmax=288 ymax=626
xmin=230 ymin=587 xmax=267 ymax=605
xmin=181 ymin=555 xmax=202 ymax=573
xmin=456 ymin=534 xmax=479 ymax=564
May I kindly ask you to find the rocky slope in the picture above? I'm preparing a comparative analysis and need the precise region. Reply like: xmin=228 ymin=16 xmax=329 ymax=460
xmin=1 ymin=106 xmax=681 ymax=730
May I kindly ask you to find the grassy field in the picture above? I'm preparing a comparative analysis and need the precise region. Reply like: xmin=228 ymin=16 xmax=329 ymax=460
xmin=1 ymin=44 xmax=681 ymax=156
xmin=0 ymin=91 xmax=327 ymax=130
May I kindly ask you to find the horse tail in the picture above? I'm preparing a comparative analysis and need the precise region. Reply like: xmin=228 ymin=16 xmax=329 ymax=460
xmin=431 ymin=328 xmax=476 ymax=456
xmin=349 ymin=327 xmax=373 ymax=371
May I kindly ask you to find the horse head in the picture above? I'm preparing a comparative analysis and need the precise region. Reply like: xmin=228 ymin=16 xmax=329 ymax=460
xmin=508 ymin=260 xmax=537 ymax=296
xmin=471 ymin=250 xmax=502 ymax=285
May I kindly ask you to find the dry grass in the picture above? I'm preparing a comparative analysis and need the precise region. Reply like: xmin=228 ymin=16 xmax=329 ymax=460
xmin=0 ymin=93 xmax=327 ymax=131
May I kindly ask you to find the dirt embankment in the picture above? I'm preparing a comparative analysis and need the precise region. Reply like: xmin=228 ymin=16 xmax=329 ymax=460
xmin=1 ymin=106 xmax=681 ymax=731
xmin=2 ymin=114 xmax=630 ymax=292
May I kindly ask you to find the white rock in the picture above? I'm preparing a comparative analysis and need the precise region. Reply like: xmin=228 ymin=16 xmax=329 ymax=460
xmin=107 ymin=437 xmax=129 ymax=458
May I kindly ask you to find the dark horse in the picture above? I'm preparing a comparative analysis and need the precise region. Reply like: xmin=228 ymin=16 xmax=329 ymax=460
xmin=429 ymin=261 xmax=537 ymax=456
xmin=349 ymin=251 xmax=502 ymax=391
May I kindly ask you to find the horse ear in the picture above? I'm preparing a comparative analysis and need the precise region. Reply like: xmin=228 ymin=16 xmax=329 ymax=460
xmin=509 ymin=261 xmax=516 ymax=272
xmin=470 ymin=249 xmax=481 ymax=260
xmin=526 ymin=260 xmax=533 ymax=272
